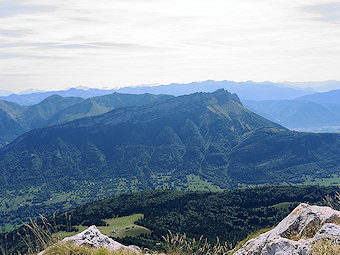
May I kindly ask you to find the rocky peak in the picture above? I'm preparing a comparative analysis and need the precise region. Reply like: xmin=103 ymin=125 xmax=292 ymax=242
xmin=39 ymin=225 xmax=140 ymax=254
xmin=234 ymin=203 xmax=340 ymax=255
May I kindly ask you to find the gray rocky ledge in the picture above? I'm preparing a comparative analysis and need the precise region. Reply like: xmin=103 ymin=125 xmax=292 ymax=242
xmin=234 ymin=203 xmax=340 ymax=255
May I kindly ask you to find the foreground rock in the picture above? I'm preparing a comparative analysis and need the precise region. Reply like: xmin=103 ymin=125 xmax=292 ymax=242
xmin=39 ymin=225 xmax=141 ymax=254
xmin=234 ymin=203 xmax=340 ymax=255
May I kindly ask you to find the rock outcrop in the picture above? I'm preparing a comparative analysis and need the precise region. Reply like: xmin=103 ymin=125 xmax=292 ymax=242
xmin=234 ymin=203 xmax=340 ymax=255
xmin=39 ymin=225 xmax=141 ymax=254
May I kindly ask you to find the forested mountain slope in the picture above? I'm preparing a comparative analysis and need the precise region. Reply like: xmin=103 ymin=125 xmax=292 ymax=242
xmin=1 ymin=89 xmax=340 ymax=231
xmin=0 ymin=93 xmax=173 ymax=148
xmin=0 ymin=89 xmax=282 ymax=190
xmin=46 ymin=93 xmax=174 ymax=125
xmin=0 ymin=95 xmax=82 ymax=147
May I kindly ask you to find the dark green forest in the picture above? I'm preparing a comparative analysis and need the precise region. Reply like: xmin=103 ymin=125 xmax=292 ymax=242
xmin=2 ymin=185 xmax=338 ymax=254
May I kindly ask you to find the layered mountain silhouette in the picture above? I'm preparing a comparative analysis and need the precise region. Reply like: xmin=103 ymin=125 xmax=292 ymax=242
xmin=0 ymin=80 xmax=314 ymax=105
xmin=1 ymin=89 xmax=340 ymax=229
xmin=0 ymin=93 xmax=173 ymax=147
xmin=244 ymin=89 xmax=340 ymax=132
xmin=296 ymin=89 xmax=340 ymax=104
xmin=244 ymin=100 xmax=340 ymax=130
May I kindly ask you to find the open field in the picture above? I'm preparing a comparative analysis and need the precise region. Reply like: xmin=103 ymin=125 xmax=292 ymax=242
xmin=54 ymin=214 xmax=151 ymax=239
xmin=302 ymin=174 xmax=340 ymax=186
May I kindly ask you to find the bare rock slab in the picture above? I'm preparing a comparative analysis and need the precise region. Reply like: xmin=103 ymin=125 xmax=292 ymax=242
xmin=234 ymin=203 xmax=340 ymax=255
xmin=39 ymin=225 xmax=141 ymax=254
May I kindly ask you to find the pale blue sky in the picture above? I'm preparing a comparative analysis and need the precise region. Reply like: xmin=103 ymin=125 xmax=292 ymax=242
xmin=0 ymin=0 xmax=340 ymax=92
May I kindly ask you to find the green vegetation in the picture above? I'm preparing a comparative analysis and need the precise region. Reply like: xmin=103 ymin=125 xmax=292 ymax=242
xmin=302 ymin=174 xmax=340 ymax=186
xmin=185 ymin=175 xmax=223 ymax=191
xmin=2 ymin=186 xmax=338 ymax=254
xmin=55 ymin=214 xmax=151 ymax=239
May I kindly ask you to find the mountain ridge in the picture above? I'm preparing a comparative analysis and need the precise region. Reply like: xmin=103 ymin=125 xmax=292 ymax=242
xmin=1 ymin=89 xmax=340 ymax=233
xmin=296 ymin=89 xmax=340 ymax=104
xmin=0 ymin=80 xmax=315 ymax=105
xmin=0 ymin=93 xmax=173 ymax=148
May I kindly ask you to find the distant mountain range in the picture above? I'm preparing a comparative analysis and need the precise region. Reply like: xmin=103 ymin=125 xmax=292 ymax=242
xmin=0 ymin=88 xmax=118 ymax=106
xmin=1 ymin=89 xmax=340 ymax=230
xmin=1 ymin=83 xmax=340 ymax=149
xmin=284 ymin=80 xmax=340 ymax=92
xmin=244 ymin=89 xmax=340 ymax=132
xmin=0 ymin=80 xmax=315 ymax=105
xmin=297 ymin=89 xmax=340 ymax=104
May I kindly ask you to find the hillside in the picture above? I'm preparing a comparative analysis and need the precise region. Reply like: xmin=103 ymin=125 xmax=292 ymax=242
xmin=46 ymin=93 xmax=174 ymax=125
xmin=0 ymin=93 xmax=173 ymax=148
xmin=0 ymin=95 xmax=83 ymax=147
xmin=296 ymin=89 xmax=340 ymax=104
xmin=2 ymin=186 xmax=338 ymax=254
xmin=0 ymin=89 xmax=282 ymax=190
xmin=0 ymin=89 xmax=284 ymax=230
xmin=0 ymin=100 xmax=27 ymax=148
xmin=22 ymin=95 xmax=84 ymax=129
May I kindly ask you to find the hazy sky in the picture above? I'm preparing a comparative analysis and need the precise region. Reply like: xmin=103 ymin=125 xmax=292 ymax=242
xmin=0 ymin=0 xmax=340 ymax=92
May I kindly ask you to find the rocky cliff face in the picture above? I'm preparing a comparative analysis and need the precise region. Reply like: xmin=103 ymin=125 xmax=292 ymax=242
xmin=234 ymin=203 xmax=340 ymax=255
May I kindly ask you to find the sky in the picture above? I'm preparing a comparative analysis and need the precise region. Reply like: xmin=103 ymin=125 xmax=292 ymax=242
xmin=0 ymin=0 xmax=340 ymax=93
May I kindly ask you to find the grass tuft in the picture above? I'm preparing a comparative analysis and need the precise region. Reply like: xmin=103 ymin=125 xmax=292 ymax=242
xmin=162 ymin=231 xmax=231 ymax=255
xmin=311 ymin=239 xmax=340 ymax=255
xmin=42 ymin=242 xmax=138 ymax=255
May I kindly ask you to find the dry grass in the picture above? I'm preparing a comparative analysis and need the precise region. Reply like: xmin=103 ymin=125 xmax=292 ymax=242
xmin=311 ymin=239 xmax=340 ymax=255
xmin=41 ymin=242 xmax=139 ymax=255
xmin=324 ymin=188 xmax=340 ymax=209
xmin=162 ymin=231 xmax=231 ymax=255
xmin=16 ymin=214 xmax=60 ymax=255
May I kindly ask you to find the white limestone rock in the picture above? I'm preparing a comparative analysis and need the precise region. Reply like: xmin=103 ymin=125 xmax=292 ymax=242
xmin=313 ymin=223 xmax=340 ymax=242
xmin=234 ymin=203 xmax=340 ymax=255
xmin=39 ymin=225 xmax=141 ymax=254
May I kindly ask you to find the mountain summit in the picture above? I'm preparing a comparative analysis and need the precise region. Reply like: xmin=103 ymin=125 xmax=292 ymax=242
xmin=0 ymin=89 xmax=281 ymax=188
